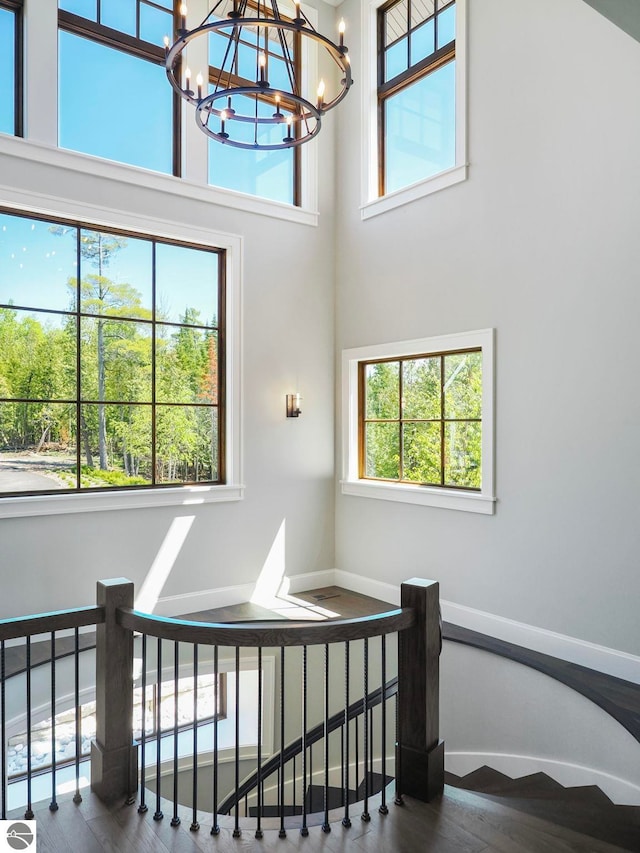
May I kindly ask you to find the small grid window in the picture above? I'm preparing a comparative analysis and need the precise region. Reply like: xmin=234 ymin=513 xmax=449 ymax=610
xmin=360 ymin=348 xmax=481 ymax=489
xmin=0 ymin=208 xmax=225 ymax=497
xmin=378 ymin=0 xmax=456 ymax=195
xmin=0 ymin=0 xmax=22 ymax=137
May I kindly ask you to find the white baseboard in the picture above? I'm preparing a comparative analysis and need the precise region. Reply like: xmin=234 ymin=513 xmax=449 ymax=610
xmin=332 ymin=569 xmax=640 ymax=685
xmin=155 ymin=568 xmax=640 ymax=684
xmin=445 ymin=751 xmax=640 ymax=806
xmin=153 ymin=583 xmax=256 ymax=616
xmin=440 ymin=600 xmax=640 ymax=685
xmin=154 ymin=570 xmax=339 ymax=618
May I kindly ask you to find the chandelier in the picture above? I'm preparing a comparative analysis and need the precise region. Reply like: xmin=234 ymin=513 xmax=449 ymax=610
xmin=165 ymin=1 xmax=352 ymax=150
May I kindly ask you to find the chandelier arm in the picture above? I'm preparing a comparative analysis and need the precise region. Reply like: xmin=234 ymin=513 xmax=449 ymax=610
xmin=214 ymin=21 xmax=244 ymax=93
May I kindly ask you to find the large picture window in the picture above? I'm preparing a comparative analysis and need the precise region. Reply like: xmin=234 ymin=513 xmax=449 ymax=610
xmin=0 ymin=208 xmax=224 ymax=497
xmin=0 ymin=0 xmax=22 ymax=137
xmin=58 ymin=0 xmax=177 ymax=174
xmin=378 ymin=0 xmax=456 ymax=195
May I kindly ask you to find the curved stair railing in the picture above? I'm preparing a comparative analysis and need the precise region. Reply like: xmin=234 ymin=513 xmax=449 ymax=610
xmin=0 ymin=576 xmax=443 ymax=841
xmin=217 ymin=675 xmax=399 ymax=820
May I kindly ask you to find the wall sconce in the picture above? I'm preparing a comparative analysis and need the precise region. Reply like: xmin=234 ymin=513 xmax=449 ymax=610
xmin=286 ymin=393 xmax=302 ymax=418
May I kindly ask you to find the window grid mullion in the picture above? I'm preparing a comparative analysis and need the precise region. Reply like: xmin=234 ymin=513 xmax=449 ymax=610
xmin=76 ymin=228 xmax=82 ymax=490
xmin=151 ymin=242 xmax=157 ymax=487
xmin=439 ymin=354 xmax=445 ymax=486
xmin=398 ymin=360 xmax=404 ymax=481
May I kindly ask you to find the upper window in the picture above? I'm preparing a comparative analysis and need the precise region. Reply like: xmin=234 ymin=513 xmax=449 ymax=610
xmin=207 ymin=1 xmax=299 ymax=205
xmin=361 ymin=0 xmax=466 ymax=219
xmin=57 ymin=0 xmax=177 ymax=174
xmin=379 ymin=0 xmax=456 ymax=195
xmin=0 ymin=0 xmax=22 ymax=137
xmin=0 ymin=208 xmax=224 ymax=497
xmin=342 ymin=329 xmax=495 ymax=513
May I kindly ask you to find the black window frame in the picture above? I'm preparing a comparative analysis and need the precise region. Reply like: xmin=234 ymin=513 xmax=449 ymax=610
xmin=0 ymin=206 xmax=226 ymax=498
xmin=57 ymin=3 xmax=181 ymax=177
xmin=1 ymin=0 xmax=23 ymax=137
xmin=377 ymin=0 xmax=456 ymax=196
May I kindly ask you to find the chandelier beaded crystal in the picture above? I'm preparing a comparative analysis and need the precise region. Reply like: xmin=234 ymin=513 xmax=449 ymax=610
xmin=165 ymin=1 xmax=352 ymax=150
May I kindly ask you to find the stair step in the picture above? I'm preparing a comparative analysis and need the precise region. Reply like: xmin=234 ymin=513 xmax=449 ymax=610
xmin=248 ymin=804 xmax=303 ymax=817
xmin=446 ymin=765 xmax=516 ymax=792
xmin=356 ymin=772 xmax=394 ymax=800
xmin=304 ymin=784 xmax=357 ymax=812
xmin=475 ymin=791 xmax=640 ymax=852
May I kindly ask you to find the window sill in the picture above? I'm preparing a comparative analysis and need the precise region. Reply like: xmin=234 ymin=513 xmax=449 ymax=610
xmin=360 ymin=163 xmax=468 ymax=221
xmin=0 ymin=134 xmax=318 ymax=227
xmin=341 ymin=479 xmax=495 ymax=514
xmin=0 ymin=484 xmax=245 ymax=519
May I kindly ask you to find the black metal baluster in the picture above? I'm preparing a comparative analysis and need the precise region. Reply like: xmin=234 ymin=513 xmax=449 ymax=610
xmin=49 ymin=631 xmax=58 ymax=812
xmin=301 ymin=645 xmax=308 ymax=836
xmin=322 ymin=643 xmax=330 ymax=833
xmin=190 ymin=644 xmax=199 ymax=831
xmin=24 ymin=637 xmax=33 ymax=820
xmin=361 ymin=637 xmax=370 ymax=822
xmin=255 ymin=646 xmax=263 ymax=839
xmin=278 ymin=646 xmax=286 ymax=838
xmin=154 ymin=638 xmax=163 ymax=821
xmin=292 ymin=754 xmax=296 ymax=815
xmin=355 ymin=715 xmax=359 ymax=801
xmin=211 ymin=645 xmax=219 ymax=835
xmin=342 ymin=640 xmax=351 ymax=827
xmin=369 ymin=706 xmax=374 ymax=798
xmin=1 ymin=639 xmax=5 ymax=821
xmin=72 ymin=628 xmax=82 ymax=806
xmin=171 ymin=641 xmax=180 ymax=826
xmin=379 ymin=635 xmax=388 ymax=815
xmin=233 ymin=646 xmax=241 ymax=838
xmin=394 ymin=690 xmax=403 ymax=805
xmin=138 ymin=634 xmax=148 ymax=814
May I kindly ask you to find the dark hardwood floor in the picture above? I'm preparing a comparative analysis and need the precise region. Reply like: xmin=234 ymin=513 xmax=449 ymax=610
xmin=15 ymin=782 xmax=631 ymax=853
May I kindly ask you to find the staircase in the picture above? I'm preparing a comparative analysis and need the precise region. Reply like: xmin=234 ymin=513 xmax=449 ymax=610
xmin=446 ymin=766 xmax=640 ymax=852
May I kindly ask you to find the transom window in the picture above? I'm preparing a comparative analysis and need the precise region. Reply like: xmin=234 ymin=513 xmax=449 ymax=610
xmin=58 ymin=0 xmax=178 ymax=174
xmin=378 ymin=0 xmax=456 ymax=195
xmin=0 ymin=208 xmax=225 ymax=497
xmin=207 ymin=0 xmax=299 ymax=205
xmin=361 ymin=348 xmax=481 ymax=489
xmin=0 ymin=0 xmax=22 ymax=137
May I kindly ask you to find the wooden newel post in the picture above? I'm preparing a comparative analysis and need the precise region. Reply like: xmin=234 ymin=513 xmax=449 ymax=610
xmin=397 ymin=578 xmax=444 ymax=802
xmin=91 ymin=578 xmax=138 ymax=803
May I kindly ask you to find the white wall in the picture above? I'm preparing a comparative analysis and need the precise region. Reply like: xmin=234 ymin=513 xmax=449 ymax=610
xmin=442 ymin=642 xmax=640 ymax=804
xmin=334 ymin=0 xmax=640 ymax=655
xmin=0 ymin=1 xmax=339 ymax=618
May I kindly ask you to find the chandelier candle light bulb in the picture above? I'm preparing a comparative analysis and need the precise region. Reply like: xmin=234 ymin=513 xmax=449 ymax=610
xmin=196 ymin=72 xmax=203 ymax=100
xmin=339 ymin=18 xmax=345 ymax=49
xmin=179 ymin=2 xmax=187 ymax=30
xmin=317 ymin=79 xmax=325 ymax=110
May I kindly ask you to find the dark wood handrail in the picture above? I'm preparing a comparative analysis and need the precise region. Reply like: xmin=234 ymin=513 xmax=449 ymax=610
xmin=117 ymin=607 xmax=414 ymax=647
xmin=0 ymin=606 xmax=105 ymax=642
